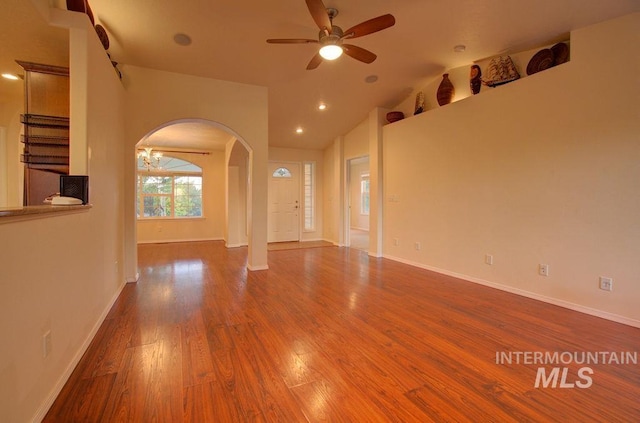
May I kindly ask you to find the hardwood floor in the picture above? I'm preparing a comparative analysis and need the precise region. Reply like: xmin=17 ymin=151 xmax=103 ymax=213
xmin=349 ymin=228 xmax=369 ymax=251
xmin=45 ymin=241 xmax=640 ymax=422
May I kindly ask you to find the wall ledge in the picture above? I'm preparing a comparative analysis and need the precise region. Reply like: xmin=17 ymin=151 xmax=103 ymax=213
xmin=0 ymin=204 xmax=91 ymax=224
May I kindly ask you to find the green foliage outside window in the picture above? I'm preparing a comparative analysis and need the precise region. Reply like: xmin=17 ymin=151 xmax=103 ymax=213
xmin=136 ymin=156 xmax=203 ymax=219
xmin=174 ymin=176 xmax=203 ymax=217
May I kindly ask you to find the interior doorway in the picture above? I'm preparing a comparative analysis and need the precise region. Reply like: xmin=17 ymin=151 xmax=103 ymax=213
xmin=347 ymin=156 xmax=370 ymax=251
xmin=268 ymin=162 xmax=301 ymax=243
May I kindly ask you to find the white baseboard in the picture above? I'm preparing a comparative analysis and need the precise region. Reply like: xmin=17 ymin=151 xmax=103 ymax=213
xmin=225 ymin=242 xmax=247 ymax=248
xmin=125 ymin=272 xmax=140 ymax=283
xmin=137 ymin=237 xmax=222 ymax=245
xmin=323 ymin=238 xmax=343 ymax=247
xmin=33 ymin=279 xmax=128 ymax=422
xmin=383 ymin=254 xmax=640 ymax=329
xmin=248 ymin=264 xmax=269 ymax=271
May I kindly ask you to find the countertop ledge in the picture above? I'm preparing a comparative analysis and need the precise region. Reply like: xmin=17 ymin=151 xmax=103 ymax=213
xmin=0 ymin=204 xmax=92 ymax=223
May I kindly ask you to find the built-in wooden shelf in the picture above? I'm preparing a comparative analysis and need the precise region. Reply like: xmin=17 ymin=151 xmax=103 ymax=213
xmin=17 ymin=61 xmax=71 ymax=205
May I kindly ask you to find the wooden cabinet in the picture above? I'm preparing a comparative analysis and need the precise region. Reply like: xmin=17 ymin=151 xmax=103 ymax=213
xmin=17 ymin=61 xmax=70 ymax=205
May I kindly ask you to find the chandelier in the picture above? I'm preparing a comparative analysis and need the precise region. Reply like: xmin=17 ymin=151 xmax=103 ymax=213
xmin=138 ymin=147 xmax=163 ymax=171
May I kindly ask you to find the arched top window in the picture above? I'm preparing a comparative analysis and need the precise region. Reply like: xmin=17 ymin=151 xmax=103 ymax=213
xmin=137 ymin=154 xmax=203 ymax=219
xmin=137 ymin=154 xmax=202 ymax=173
xmin=272 ymin=167 xmax=292 ymax=178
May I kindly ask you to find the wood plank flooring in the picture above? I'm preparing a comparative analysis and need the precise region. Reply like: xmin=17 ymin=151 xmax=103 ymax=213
xmin=45 ymin=241 xmax=640 ymax=422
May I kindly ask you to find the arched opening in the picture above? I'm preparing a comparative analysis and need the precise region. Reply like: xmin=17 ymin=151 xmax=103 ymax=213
xmin=131 ymin=118 xmax=252 ymax=269
xmin=226 ymin=140 xmax=251 ymax=248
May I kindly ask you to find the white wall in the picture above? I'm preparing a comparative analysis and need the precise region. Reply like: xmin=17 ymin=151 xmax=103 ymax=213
xmin=0 ymin=93 xmax=25 ymax=207
xmin=383 ymin=13 xmax=640 ymax=325
xmin=344 ymin=119 xmax=369 ymax=160
xmin=136 ymin=150 xmax=226 ymax=243
xmin=226 ymin=139 xmax=249 ymax=248
xmin=227 ymin=166 xmax=245 ymax=246
xmin=0 ymin=8 xmax=126 ymax=422
xmin=323 ymin=137 xmax=343 ymax=244
xmin=122 ymin=65 xmax=269 ymax=273
xmin=0 ymin=127 xmax=7 ymax=205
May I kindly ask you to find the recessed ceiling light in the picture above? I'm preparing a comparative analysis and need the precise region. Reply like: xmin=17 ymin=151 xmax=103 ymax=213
xmin=173 ymin=33 xmax=192 ymax=46
xmin=364 ymin=75 xmax=378 ymax=84
xmin=454 ymin=44 xmax=466 ymax=53
xmin=318 ymin=103 xmax=327 ymax=110
xmin=295 ymin=127 xmax=303 ymax=134
xmin=2 ymin=73 xmax=20 ymax=80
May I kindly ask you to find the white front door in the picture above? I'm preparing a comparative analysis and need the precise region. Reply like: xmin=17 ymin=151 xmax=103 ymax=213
xmin=268 ymin=162 xmax=300 ymax=242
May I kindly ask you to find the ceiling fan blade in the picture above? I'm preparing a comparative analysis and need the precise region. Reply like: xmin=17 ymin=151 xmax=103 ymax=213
xmin=267 ymin=38 xmax=318 ymax=44
xmin=342 ymin=14 xmax=395 ymax=39
xmin=306 ymin=52 xmax=323 ymax=70
xmin=343 ymin=44 xmax=377 ymax=64
xmin=305 ymin=0 xmax=331 ymax=33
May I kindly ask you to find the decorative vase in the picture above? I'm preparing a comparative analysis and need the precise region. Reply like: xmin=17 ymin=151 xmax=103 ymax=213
xmin=437 ymin=74 xmax=454 ymax=106
xmin=470 ymin=65 xmax=482 ymax=95
xmin=414 ymin=92 xmax=425 ymax=115
xmin=386 ymin=111 xmax=404 ymax=123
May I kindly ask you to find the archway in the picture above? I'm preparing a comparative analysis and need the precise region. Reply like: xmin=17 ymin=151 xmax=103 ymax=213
xmin=226 ymin=139 xmax=251 ymax=248
xmin=131 ymin=118 xmax=253 ymax=271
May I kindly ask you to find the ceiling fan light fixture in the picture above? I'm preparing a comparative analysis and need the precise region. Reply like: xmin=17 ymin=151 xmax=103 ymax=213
xmin=319 ymin=44 xmax=343 ymax=60
xmin=265 ymin=4 xmax=394 ymax=69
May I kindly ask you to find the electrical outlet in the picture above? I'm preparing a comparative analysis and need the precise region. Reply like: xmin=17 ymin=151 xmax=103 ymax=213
xmin=485 ymin=254 xmax=493 ymax=265
xmin=43 ymin=331 xmax=52 ymax=358
xmin=415 ymin=242 xmax=421 ymax=251
xmin=538 ymin=264 xmax=549 ymax=277
xmin=599 ymin=277 xmax=613 ymax=292
xmin=393 ymin=238 xmax=399 ymax=246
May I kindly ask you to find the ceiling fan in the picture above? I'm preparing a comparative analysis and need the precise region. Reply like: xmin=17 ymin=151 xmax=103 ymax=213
xmin=266 ymin=0 xmax=395 ymax=70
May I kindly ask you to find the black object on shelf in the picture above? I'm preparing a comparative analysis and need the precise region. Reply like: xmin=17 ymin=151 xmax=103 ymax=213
xmin=61 ymin=175 xmax=89 ymax=204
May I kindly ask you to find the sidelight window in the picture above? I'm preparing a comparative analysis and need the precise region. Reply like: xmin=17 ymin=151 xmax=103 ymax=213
xmin=304 ymin=162 xmax=315 ymax=231
xmin=360 ymin=173 xmax=370 ymax=216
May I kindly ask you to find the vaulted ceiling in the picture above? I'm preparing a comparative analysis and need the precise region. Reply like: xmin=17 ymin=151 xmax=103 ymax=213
xmin=2 ymin=0 xmax=639 ymax=152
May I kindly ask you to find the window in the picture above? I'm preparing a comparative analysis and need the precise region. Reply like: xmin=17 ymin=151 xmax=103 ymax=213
xmin=304 ymin=162 xmax=315 ymax=231
xmin=272 ymin=167 xmax=292 ymax=178
xmin=360 ymin=173 xmax=370 ymax=215
xmin=137 ymin=155 xmax=203 ymax=219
